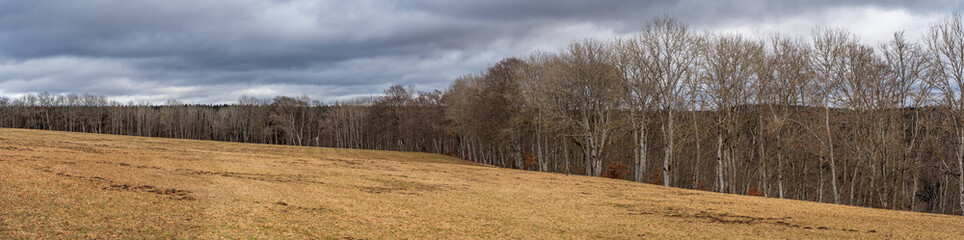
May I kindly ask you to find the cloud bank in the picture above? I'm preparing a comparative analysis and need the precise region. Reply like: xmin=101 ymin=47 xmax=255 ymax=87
xmin=0 ymin=0 xmax=959 ymax=103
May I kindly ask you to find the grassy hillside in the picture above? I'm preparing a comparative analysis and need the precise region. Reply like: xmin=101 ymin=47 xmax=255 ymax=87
xmin=0 ymin=128 xmax=961 ymax=239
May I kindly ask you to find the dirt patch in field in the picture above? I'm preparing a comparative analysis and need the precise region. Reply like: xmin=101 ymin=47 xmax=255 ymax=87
xmin=613 ymin=203 xmax=796 ymax=227
xmin=614 ymin=202 xmax=877 ymax=234
xmin=328 ymin=158 xmax=362 ymax=166
xmin=359 ymin=178 xmax=449 ymax=195
xmin=104 ymin=184 xmax=195 ymax=200
xmin=94 ymin=161 xmax=163 ymax=170
xmin=35 ymin=167 xmax=114 ymax=183
xmin=278 ymin=159 xmax=311 ymax=165
xmin=177 ymin=169 xmax=325 ymax=184
xmin=54 ymin=144 xmax=109 ymax=154
xmin=276 ymin=159 xmax=343 ymax=169
xmin=35 ymin=166 xmax=194 ymax=201
xmin=55 ymin=172 xmax=113 ymax=183
xmin=685 ymin=211 xmax=790 ymax=224
xmin=772 ymin=219 xmax=874 ymax=233
xmin=271 ymin=201 xmax=333 ymax=213
xmin=670 ymin=190 xmax=702 ymax=196
xmin=0 ymin=146 xmax=32 ymax=151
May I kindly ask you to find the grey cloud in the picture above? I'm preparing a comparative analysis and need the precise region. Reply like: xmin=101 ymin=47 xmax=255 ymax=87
xmin=0 ymin=0 xmax=959 ymax=103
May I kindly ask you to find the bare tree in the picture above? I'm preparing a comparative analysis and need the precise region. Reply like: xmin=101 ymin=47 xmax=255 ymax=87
xmin=925 ymin=12 xmax=964 ymax=215
xmin=810 ymin=27 xmax=857 ymax=204
xmin=767 ymin=34 xmax=814 ymax=199
xmin=701 ymin=33 xmax=763 ymax=193
xmin=880 ymin=31 xmax=930 ymax=210
xmin=614 ymin=35 xmax=658 ymax=182
xmin=638 ymin=17 xmax=702 ymax=187
xmin=271 ymin=96 xmax=311 ymax=146
xmin=528 ymin=40 xmax=626 ymax=176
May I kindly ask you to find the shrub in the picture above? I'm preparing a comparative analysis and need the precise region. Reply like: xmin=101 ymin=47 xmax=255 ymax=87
xmin=647 ymin=168 xmax=664 ymax=185
xmin=602 ymin=162 xmax=629 ymax=179
xmin=746 ymin=186 xmax=763 ymax=196
xmin=523 ymin=153 xmax=537 ymax=170
xmin=696 ymin=181 xmax=712 ymax=191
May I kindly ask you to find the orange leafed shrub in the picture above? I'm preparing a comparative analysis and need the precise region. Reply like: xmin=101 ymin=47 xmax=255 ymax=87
xmin=602 ymin=162 xmax=629 ymax=179
xmin=523 ymin=153 xmax=537 ymax=170
xmin=647 ymin=168 xmax=664 ymax=185
xmin=696 ymin=181 xmax=712 ymax=191
xmin=746 ymin=186 xmax=763 ymax=197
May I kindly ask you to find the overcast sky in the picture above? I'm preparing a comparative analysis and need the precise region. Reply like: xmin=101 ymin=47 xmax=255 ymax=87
xmin=0 ymin=0 xmax=960 ymax=104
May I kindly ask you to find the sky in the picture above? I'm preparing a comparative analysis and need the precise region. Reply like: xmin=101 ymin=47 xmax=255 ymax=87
xmin=0 ymin=0 xmax=960 ymax=104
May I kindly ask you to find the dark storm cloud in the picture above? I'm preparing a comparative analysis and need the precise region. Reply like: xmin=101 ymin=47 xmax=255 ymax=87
xmin=0 ymin=0 xmax=959 ymax=103
xmin=402 ymin=0 xmax=956 ymax=28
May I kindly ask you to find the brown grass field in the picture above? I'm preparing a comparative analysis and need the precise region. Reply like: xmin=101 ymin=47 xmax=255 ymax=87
xmin=0 ymin=128 xmax=962 ymax=239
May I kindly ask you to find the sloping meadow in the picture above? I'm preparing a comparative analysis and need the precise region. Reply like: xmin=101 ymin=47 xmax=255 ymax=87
xmin=0 ymin=128 xmax=961 ymax=239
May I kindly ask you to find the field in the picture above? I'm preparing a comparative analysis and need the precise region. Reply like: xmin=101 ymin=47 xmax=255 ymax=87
xmin=0 ymin=128 xmax=962 ymax=239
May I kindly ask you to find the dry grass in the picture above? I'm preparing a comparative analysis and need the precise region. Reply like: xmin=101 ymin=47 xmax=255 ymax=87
xmin=0 ymin=128 xmax=961 ymax=239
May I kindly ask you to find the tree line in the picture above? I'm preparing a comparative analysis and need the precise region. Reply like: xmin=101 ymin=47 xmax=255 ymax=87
xmin=4 ymin=14 xmax=964 ymax=215
xmin=0 ymin=88 xmax=450 ymax=152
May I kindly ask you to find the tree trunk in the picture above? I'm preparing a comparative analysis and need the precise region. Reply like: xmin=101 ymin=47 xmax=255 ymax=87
xmin=663 ymin=110 xmax=674 ymax=187
xmin=692 ymin=111 xmax=702 ymax=189
xmin=514 ymin=135 xmax=524 ymax=170
xmin=564 ymin=139 xmax=571 ymax=175
xmin=717 ymin=131 xmax=725 ymax=193
xmin=778 ymin=153 xmax=785 ymax=199
xmin=958 ymin=126 xmax=964 ymax=215
xmin=583 ymin=139 xmax=592 ymax=176
xmin=634 ymin=127 xmax=648 ymax=182
xmin=825 ymin=106 xmax=840 ymax=204
xmin=537 ymin=131 xmax=544 ymax=172
xmin=592 ymin=146 xmax=603 ymax=177
xmin=758 ymin=114 xmax=767 ymax=197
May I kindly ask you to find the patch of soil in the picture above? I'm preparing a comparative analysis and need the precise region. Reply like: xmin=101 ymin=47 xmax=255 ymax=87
xmin=269 ymin=201 xmax=332 ymax=213
xmin=654 ymin=209 xmax=874 ymax=234
xmin=147 ymin=147 xmax=169 ymax=151
xmin=295 ymin=206 xmax=329 ymax=212
xmin=56 ymin=145 xmax=108 ymax=154
xmin=671 ymin=190 xmax=701 ymax=196
xmin=616 ymin=204 xmax=872 ymax=233
xmin=37 ymin=167 xmax=193 ymax=200
xmin=687 ymin=211 xmax=790 ymax=224
xmin=178 ymin=169 xmax=325 ymax=184
xmin=94 ymin=161 xmax=162 ymax=170
xmin=36 ymin=167 xmax=114 ymax=183
xmin=278 ymin=159 xmax=310 ymax=165
xmin=358 ymin=178 xmax=448 ymax=195
xmin=0 ymin=146 xmax=31 ymax=151
xmin=103 ymin=184 xmax=195 ymax=201
xmin=361 ymin=186 xmax=417 ymax=195
xmin=329 ymin=159 xmax=361 ymax=166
